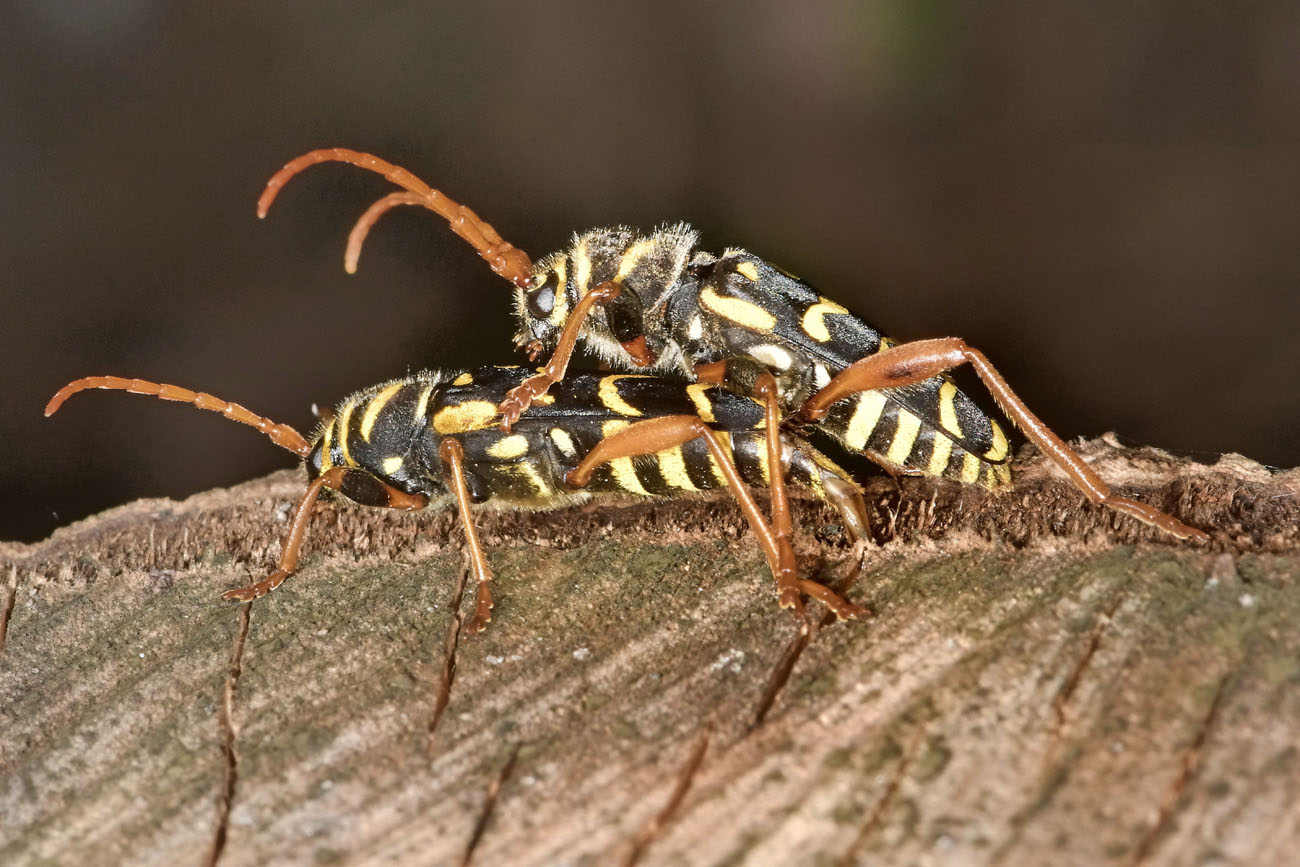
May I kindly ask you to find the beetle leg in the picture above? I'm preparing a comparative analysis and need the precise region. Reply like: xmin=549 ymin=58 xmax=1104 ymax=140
xmin=439 ymin=439 xmax=496 ymax=634
xmin=800 ymin=337 xmax=1208 ymax=542
xmin=498 ymin=280 xmax=656 ymax=430
xmin=565 ymin=414 xmax=866 ymax=624
xmin=221 ymin=468 xmax=428 ymax=602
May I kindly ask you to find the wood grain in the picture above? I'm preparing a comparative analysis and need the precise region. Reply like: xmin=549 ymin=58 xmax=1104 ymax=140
xmin=2 ymin=440 xmax=1297 ymax=866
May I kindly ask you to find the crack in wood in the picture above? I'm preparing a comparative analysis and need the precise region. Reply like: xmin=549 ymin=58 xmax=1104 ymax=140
xmin=0 ymin=565 xmax=17 ymax=656
xmin=837 ymin=728 xmax=924 ymax=865
xmin=751 ymin=554 xmax=868 ymax=730
xmin=1054 ymin=591 xmax=1127 ymax=731
xmin=1130 ymin=673 xmax=1231 ymax=866
xmin=621 ymin=725 xmax=712 ymax=867
xmin=460 ymin=743 xmax=521 ymax=867
xmin=429 ymin=565 xmax=471 ymax=738
xmin=203 ymin=601 xmax=252 ymax=867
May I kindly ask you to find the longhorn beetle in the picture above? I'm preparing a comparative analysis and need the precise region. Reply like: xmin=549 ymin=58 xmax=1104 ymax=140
xmin=258 ymin=149 xmax=1209 ymax=544
xmin=46 ymin=367 xmax=870 ymax=632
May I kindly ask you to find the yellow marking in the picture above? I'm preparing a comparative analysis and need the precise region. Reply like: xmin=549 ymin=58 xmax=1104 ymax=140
xmin=700 ymin=286 xmax=777 ymax=332
xmin=337 ymin=401 xmax=356 ymax=466
xmin=845 ymin=391 xmax=887 ymax=450
xmin=750 ymin=343 xmax=794 ymax=371
xmin=735 ymin=261 xmax=760 ymax=281
xmin=800 ymin=298 xmax=850 ymax=342
xmin=486 ymin=434 xmax=530 ymax=460
xmin=433 ymin=400 xmax=499 ymax=434
xmin=657 ymin=445 xmax=699 ymax=491
xmin=452 ymin=372 xmax=473 ymax=386
xmin=754 ymin=436 xmax=771 ymax=484
xmin=599 ymin=375 xmax=644 ymax=417
xmin=503 ymin=461 xmax=552 ymax=497
xmin=927 ymin=432 xmax=953 ymax=477
xmin=572 ymin=239 xmax=590 ymax=295
xmin=615 ymin=237 xmax=657 ymax=282
xmin=414 ymin=385 xmax=433 ymax=423
xmin=984 ymin=420 xmax=1010 ymax=462
xmin=549 ymin=259 xmax=569 ymax=327
xmin=533 ymin=393 xmax=555 ymax=406
xmin=549 ymin=427 xmax=577 ymax=458
xmin=937 ymin=381 xmax=962 ymax=439
xmin=877 ymin=336 xmax=897 ymax=353
xmin=707 ymin=432 xmax=733 ymax=486
xmin=687 ymin=383 xmax=716 ymax=422
xmin=886 ymin=410 xmax=922 ymax=466
xmin=360 ymin=382 xmax=403 ymax=442
xmin=593 ymin=419 xmax=652 ymax=495
xmin=381 ymin=456 xmax=404 ymax=475
xmin=960 ymin=453 xmax=982 ymax=485
xmin=319 ymin=422 xmax=334 ymax=472
xmin=804 ymin=465 xmax=826 ymax=499
xmin=994 ymin=463 xmax=1013 ymax=487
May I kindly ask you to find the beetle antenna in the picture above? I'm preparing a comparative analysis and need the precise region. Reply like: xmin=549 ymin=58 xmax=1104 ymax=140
xmin=258 ymin=148 xmax=534 ymax=288
xmin=45 ymin=376 xmax=312 ymax=457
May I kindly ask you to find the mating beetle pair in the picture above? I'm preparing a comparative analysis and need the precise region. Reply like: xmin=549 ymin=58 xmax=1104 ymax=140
xmin=47 ymin=148 xmax=1207 ymax=630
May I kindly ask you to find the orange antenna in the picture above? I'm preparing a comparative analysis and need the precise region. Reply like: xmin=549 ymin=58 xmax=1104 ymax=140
xmin=45 ymin=376 xmax=311 ymax=457
xmin=258 ymin=148 xmax=535 ymax=288
xmin=345 ymin=191 xmax=428 ymax=274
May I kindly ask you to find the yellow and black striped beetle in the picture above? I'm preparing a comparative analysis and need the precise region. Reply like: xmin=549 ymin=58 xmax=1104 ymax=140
xmin=46 ymin=366 xmax=870 ymax=632
xmin=258 ymin=149 xmax=1208 ymax=546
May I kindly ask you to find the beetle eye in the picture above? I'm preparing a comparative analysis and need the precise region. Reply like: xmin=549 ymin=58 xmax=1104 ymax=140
xmin=526 ymin=274 xmax=557 ymax=319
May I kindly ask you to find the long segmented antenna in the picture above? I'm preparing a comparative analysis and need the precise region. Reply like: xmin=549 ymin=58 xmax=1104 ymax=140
xmin=345 ymin=191 xmax=428 ymax=274
xmin=258 ymin=148 xmax=535 ymax=288
xmin=45 ymin=376 xmax=312 ymax=457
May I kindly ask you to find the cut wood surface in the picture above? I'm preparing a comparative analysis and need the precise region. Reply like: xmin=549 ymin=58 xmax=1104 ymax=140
xmin=2 ymin=440 xmax=1298 ymax=867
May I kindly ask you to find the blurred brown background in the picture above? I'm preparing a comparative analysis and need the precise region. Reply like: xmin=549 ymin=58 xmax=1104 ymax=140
xmin=5 ymin=3 xmax=1299 ymax=543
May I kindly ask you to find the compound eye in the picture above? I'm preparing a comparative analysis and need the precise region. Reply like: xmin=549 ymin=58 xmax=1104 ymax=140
xmin=526 ymin=273 xmax=558 ymax=319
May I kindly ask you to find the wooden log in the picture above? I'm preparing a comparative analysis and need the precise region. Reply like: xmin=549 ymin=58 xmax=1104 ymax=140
xmin=1 ymin=440 xmax=1297 ymax=866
